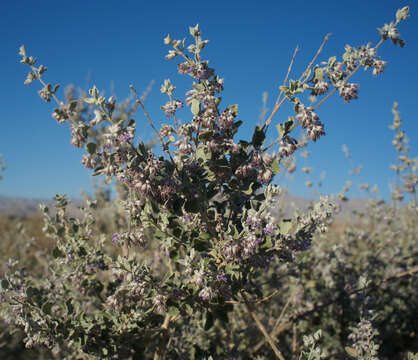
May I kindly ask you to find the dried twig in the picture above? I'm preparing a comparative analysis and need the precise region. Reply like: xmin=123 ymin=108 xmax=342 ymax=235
xmin=153 ymin=315 xmax=172 ymax=360
xmin=264 ymin=46 xmax=299 ymax=129
xmin=242 ymin=291 xmax=285 ymax=360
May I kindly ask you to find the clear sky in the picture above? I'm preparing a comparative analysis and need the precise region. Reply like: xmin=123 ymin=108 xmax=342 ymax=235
xmin=1 ymin=0 xmax=417 ymax=200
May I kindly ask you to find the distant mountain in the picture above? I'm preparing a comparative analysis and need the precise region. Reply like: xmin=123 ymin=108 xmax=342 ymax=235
xmin=268 ymin=192 xmax=368 ymax=220
xmin=0 ymin=195 xmax=84 ymax=217
xmin=0 ymin=193 xmax=369 ymax=221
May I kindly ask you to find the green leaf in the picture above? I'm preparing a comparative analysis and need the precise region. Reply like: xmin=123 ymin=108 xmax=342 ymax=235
xmin=289 ymin=79 xmax=300 ymax=92
xmin=1 ymin=279 xmax=9 ymax=290
xmin=26 ymin=287 xmax=37 ymax=301
xmin=271 ymin=158 xmax=280 ymax=174
xmin=279 ymin=219 xmax=293 ymax=235
xmin=264 ymin=236 xmax=273 ymax=248
xmin=52 ymin=247 xmax=64 ymax=258
xmin=69 ymin=101 xmax=78 ymax=111
xmin=228 ymin=104 xmax=238 ymax=117
xmin=185 ymin=304 xmax=194 ymax=315
xmin=328 ymin=56 xmax=337 ymax=68
xmin=164 ymin=34 xmax=172 ymax=45
xmin=243 ymin=182 xmax=254 ymax=195
xmin=239 ymin=140 xmax=250 ymax=151
xmin=189 ymin=24 xmax=200 ymax=37
xmin=276 ymin=118 xmax=295 ymax=139
xmin=196 ymin=146 xmax=210 ymax=161
xmin=314 ymin=67 xmax=325 ymax=81
xmin=92 ymin=166 xmax=104 ymax=176
xmin=191 ymin=99 xmax=200 ymax=116
xmin=345 ymin=347 xmax=357 ymax=357
xmin=251 ymin=126 xmax=265 ymax=148
xmin=42 ymin=301 xmax=53 ymax=315
xmin=198 ymin=131 xmax=214 ymax=141
xmin=168 ymin=306 xmax=180 ymax=316
xmin=86 ymin=143 xmax=97 ymax=155
xmin=231 ymin=120 xmax=243 ymax=136
xmin=84 ymin=97 xmax=96 ymax=105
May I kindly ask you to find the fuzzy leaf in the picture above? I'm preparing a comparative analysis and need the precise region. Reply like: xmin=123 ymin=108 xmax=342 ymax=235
xmin=279 ymin=219 xmax=293 ymax=235
xmin=345 ymin=347 xmax=357 ymax=357
xmin=86 ymin=143 xmax=97 ymax=155
xmin=191 ymin=99 xmax=200 ymax=116
xmin=271 ymin=158 xmax=280 ymax=174
xmin=251 ymin=126 xmax=265 ymax=148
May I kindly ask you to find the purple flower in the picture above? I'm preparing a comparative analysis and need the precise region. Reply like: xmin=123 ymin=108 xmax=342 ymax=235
xmin=300 ymin=240 xmax=311 ymax=251
xmin=263 ymin=224 xmax=275 ymax=236
xmin=218 ymin=273 xmax=227 ymax=282
xmin=196 ymin=69 xmax=207 ymax=80
xmin=97 ymin=261 xmax=105 ymax=270
xmin=172 ymin=288 xmax=183 ymax=300
xmin=119 ymin=132 xmax=133 ymax=142
xmin=162 ymin=100 xmax=183 ymax=118
xmin=68 ymin=251 xmax=74 ymax=261
xmin=112 ymin=234 xmax=120 ymax=247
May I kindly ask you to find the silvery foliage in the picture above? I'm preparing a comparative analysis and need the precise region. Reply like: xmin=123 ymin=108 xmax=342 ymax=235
xmin=389 ymin=102 xmax=417 ymax=202
xmin=346 ymin=313 xmax=380 ymax=360
xmin=0 ymin=6 xmax=412 ymax=359
xmin=299 ymin=330 xmax=325 ymax=360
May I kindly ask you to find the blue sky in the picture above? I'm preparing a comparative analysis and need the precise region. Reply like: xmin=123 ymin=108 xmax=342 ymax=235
xmin=1 ymin=0 xmax=416 ymax=200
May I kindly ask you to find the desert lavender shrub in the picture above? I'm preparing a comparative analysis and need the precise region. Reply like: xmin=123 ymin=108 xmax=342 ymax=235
xmin=0 ymin=6 xmax=414 ymax=359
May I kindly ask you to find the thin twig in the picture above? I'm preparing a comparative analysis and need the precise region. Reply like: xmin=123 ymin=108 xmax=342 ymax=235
xmin=252 ymin=295 xmax=292 ymax=354
xmin=264 ymin=46 xmax=299 ymax=129
xmin=263 ymin=33 xmax=330 ymax=134
xmin=241 ymin=291 xmax=285 ymax=360
xmin=273 ymin=295 xmax=292 ymax=332
xmin=255 ymin=289 xmax=280 ymax=304
xmin=299 ymin=33 xmax=332 ymax=83
xmin=130 ymin=85 xmax=177 ymax=166
xmin=153 ymin=315 xmax=172 ymax=360
xmin=225 ymin=288 xmax=279 ymax=305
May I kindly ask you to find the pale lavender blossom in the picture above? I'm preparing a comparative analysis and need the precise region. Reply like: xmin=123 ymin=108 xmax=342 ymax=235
xmin=278 ymin=136 xmax=298 ymax=157
xmin=112 ymin=233 xmax=120 ymax=247
xmin=119 ymin=132 xmax=133 ymax=142
xmin=336 ymin=80 xmax=359 ymax=103
xmin=263 ymin=223 xmax=276 ymax=236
